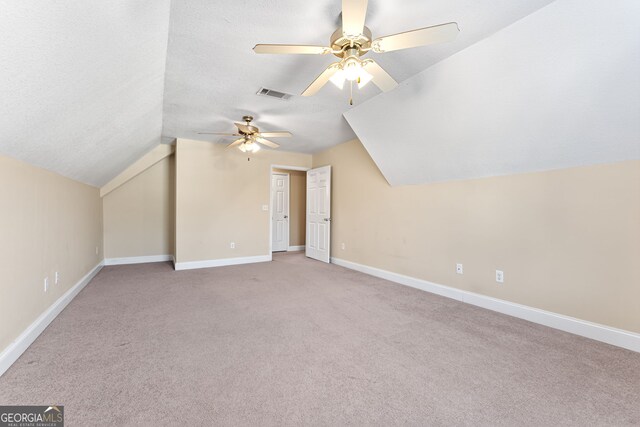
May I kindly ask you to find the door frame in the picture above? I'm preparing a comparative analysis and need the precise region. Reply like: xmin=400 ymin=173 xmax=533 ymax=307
xmin=269 ymin=165 xmax=310 ymax=255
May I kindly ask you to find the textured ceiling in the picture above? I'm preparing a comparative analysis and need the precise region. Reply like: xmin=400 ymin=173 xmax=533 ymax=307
xmin=345 ymin=0 xmax=640 ymax=185
xmin=0 ymin=1 xmax=556 ymax=186
xmin=0 ymin=1 xmax=170 ymax=186
xmin=162 ymin=0 xmax=556 ymax=153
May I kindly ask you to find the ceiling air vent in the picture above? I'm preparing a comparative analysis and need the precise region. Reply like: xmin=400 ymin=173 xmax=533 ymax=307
xmin=256 ymin=87 xmax=293 ymax=101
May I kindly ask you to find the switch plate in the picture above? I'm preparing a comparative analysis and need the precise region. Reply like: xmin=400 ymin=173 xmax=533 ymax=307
xmin=230 ymin=242 xmax=235 ymax=249
xmin=55 ymin=272 xmax=59 ymax=285
xmin=496 ymin=270 xmax=504 ymax=283
xmin=262 ymin=205 xmax=268 ymax=211
xmin=95 ymin=246 xmax=99 ymax=255
xmin=341 ymin=243 xmax=346 ymax=250
xmin=44 ymin=277 xmax=49 ymax=292
xmin=456 ymin=264 xmax=463 ymax=274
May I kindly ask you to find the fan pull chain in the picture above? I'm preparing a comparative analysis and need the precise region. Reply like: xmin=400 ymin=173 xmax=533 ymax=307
xmin=349 ymin=80 xmax=353 ymax=105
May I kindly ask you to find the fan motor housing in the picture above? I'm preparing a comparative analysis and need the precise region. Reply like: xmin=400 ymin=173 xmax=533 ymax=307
xmin=240 ymin=115 xmax=259 ymax=135
xmin=239 ymin=126 xmax=259 ymax=135
xmin=330 ymin=26 xmax=372 ymax=58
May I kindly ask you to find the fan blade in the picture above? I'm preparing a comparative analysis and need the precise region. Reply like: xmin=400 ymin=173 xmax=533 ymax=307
xmin=197 ymin=132 xmax=239 ymax=136
xmin=363 ymin=61 xmax=398 ymax=92
xmin=342 ymin=0 xmax=368 ymax=37
xmin=256 ymin=138 xmax=280 ymax=148
xmin=302 ymin=64 xmax=340 ymax=96
xmin=235 ymin=123 xmax=251 ymax=133
xmin=253 ymin=44 xmax=332 ymax=55
xmin=234 ymin=122 xmax=259 ymax=134
xmin=372 ymin=22 xmax=459 ymax=53
xmin=259 ymin=131 xmax=292 ymax=138
xmin=227 ymin=139 xmax=244 ymax=148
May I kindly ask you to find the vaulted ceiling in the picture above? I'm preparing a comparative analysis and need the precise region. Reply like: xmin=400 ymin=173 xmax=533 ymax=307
xmin=0 ymin=0 xmax=556 ymax=186
xmin=0 ymin=1 xmax=171 ymax=186
xmin=345 ymin=0 xmax=640 ymax=185
xmin=162 ymin=0 xmax=555 ymax=153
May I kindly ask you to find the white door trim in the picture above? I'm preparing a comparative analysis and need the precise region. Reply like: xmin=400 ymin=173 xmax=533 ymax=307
xmin=271 ymin=164 xmax=310 ymax=172
xmin=269 ymin=165 xmax=310 ymax=254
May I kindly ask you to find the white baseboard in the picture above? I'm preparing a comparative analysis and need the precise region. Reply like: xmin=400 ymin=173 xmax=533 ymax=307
xmin=104 ymin=255 xmax=174 ymax=266
xmin=174 ymin=255 xmax=272 ymax=271
xmin=288 ymin=245 xmax=305 ymax=252
xmin=0 ymin=262 xmax=104 ymax=378
xmin=330 ymin=257 xmax=640 ymax=353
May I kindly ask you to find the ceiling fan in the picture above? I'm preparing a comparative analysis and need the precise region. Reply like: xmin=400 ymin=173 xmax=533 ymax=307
xmin=198 ymin=116 xmax=292 ymax=153
xmin=253 ymin=0 xmax=459 ymax=100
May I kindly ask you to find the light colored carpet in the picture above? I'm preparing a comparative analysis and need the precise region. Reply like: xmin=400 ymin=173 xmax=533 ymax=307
xmin=0 ymin=252 xmax=638 ymax=426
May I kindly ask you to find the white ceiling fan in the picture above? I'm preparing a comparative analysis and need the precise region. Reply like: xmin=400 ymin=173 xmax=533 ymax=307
xmin=253 ymin=0 xmax=459 ymax=100
xmin=198 ymin=116 xmax=292 ymax=153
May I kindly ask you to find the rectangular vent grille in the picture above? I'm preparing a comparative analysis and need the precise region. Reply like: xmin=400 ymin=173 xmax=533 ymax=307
xmin=256 ymin=87 xmax=293 ymax=100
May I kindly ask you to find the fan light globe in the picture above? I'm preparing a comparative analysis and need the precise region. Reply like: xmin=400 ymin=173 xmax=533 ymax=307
xmin=239 ymin=141 xmax=260 ymax=153
xmin=329 ymin=59 xmax=373 ymax=90
xmin=342 ymin=59 xmax=362 ymax=81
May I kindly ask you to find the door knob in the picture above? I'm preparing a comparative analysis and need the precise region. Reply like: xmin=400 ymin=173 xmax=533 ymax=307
xmin=284 ymin=215 xmax=288 ymax=219
xmin=324 ymin=218 xmax=331 ymax=222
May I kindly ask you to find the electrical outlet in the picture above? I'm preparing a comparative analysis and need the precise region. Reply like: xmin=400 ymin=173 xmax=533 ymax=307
xmin=496 ymin=270 xmax=504 ymax=283
xmin=44 ymin=277 xmax=49 ymax=292
xmin=341 ymin=243 xmax=346 ymax=250
xmin=230 ymin=242 xmax=235 ymax=249
xmin=262 ymin=205 xmax=268 ymax=211
xmin=456 ymin=263 xmax=463 ymax=274
xmin=55 ymin=272 xmax=59 ymax=285
xmin=95 ymin=246 xmax=99 ymax=255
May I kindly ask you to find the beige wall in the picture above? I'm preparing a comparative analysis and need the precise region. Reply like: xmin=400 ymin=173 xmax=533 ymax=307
xmin=2 ymin=136 xmax=637 ymax=356
xmin=100 ymin=145 xmax=174 ymax=197
xmin=313 ymin=139 xmax=640 ymax=333
xmin=273 ymin=169 xmax=306 ymax=247
xmin=103 ymin=155 xmax=175 ymax=258
xmin=175 ymin=139 xmax=312 ymax=263
xmin=0 ymin=155 xmax=103 ymax=352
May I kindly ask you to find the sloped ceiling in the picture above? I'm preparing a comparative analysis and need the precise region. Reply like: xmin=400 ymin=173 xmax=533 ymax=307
xmin=345 ymin=0 xmax=640 ymax=186
xmin=0 ymin=1 xmax=171 ymax=186
xmin=162 ymin=0 xmax=555 ymax=153
xmin=0 ymin=0 xmax=557 ymax=185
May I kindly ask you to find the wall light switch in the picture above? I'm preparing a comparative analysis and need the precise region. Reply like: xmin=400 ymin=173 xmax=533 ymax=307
xmin=55 ymin=272 xmax=59 ymax=285
xmin=262 ymin=205 xmax=268 ymax=211
xmin=230 ymin=242 xmax=235 ymax=249
xmin=496 ymin=270 xmax=504 ymax=283
xmin=456 ymin=264 xmax=463 ymax=274
xmin=341 ymin=243 xmax=346 ymax=250
xmin=44 ymin=277 xmax=49 ymax=292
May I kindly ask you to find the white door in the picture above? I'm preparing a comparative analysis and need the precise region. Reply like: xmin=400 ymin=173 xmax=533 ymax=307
xmin=306 ymin=166 xmax=331 ymax=263
xmin=271 ymin=173 xmax=290 ymax=252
